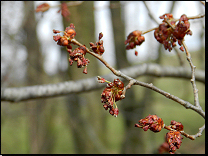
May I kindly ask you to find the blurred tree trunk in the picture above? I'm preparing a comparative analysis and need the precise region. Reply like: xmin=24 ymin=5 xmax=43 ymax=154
xmin=60 ymin=1 xmax=106 ymax=153
xmin=110 ymin=1 xmax=146 ymax=153
xmin=23 ymin=2 xmax=55 ymax=154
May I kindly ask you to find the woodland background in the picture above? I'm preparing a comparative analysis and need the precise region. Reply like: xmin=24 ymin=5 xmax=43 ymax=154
xmin=1 ymin=1 xmax=205 ymax=154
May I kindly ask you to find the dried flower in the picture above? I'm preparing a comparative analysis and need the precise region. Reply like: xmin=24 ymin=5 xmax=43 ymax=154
xmin=170 ymin=120 xmax=184 ymax=131
xmin=166 ymin=131 xmax=183 ymax=154
xmin=135 ymin=114 xmax=164 ymax=132
xmin=65 ymin=23 xmax=76 ymax=39
xmin=90 ymin=33 xmax=105 ymax=55
xmin=68 ymin=45 xmax=90 ymax=73
xmin=53 ymin=23 xmax=76 ymax=46
xmin=125 ymin=30 xmax=145 ymax=50
xmin=98 ymin=77 xmax=125 ymax=117
xmin=154 ymin=13 xmax=192 ymax=52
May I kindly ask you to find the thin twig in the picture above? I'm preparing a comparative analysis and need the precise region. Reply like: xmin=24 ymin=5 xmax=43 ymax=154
xmin=164 ymin=19 xmax=175 ymax=29
xmin=142 ymin=27 xmax=158 ymax=34
xmin=174 ymin=47 xmax=185 ymax=66
xmin=188 ymin=14 xmax=205 ymax=20
xmin=182 ymin=40 xmax=201 ymax=108
xmin=122 ymin=79 xmax=135 ymax=97
xmin=189 ymin=124 xmax=205 ymax=139
xmin=133 ymin=80 xmax=204 ymax=119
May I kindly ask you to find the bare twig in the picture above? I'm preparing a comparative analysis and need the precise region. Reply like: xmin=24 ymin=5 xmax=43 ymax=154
xmin=182 ymin=40 xmax=200 ymax=108
xmin=188 ymin=14 xmax=205 ymax=20
xmin=122 ymin=79 xmax=135 ymax=97
xmin=132 ymin=80 xmax=204 ymax=119
xmin=189 ymin=124 xmax=205 ymax=139
xmin=142 ymin=27 xmax=158 ymax=34
xmin=173 ymin=47 xmax=185 ymax=66
xmin=164 ymin=19 xmax=175 ymax=29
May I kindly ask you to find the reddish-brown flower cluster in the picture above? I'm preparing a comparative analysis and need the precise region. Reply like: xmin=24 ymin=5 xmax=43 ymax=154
xmin=89 ymin=33 xmax=105 ymax=55
xmin=135 ymin=114 xmax=164 ymax=132
xmin=154 ymin=13 xmax=192 ymax=52
xmin=125 ymin=30 xmax=145 ymax=50
xmin=158 ymin=120 xmax=184 ymax=154
xmin=53 ymin=23 xmax=76 ymax=45
xmin=98 ymin=77 xmax=125 ymax=117
xmin=173 ymin=15 xmax=192 ymax=40
xmin=68 ymin=45 xmax=90 ymax=74
xmin=166 ymin=131 xmax=183 ymax=154
xmin=35 ymin=3 xmax=50 ymax=13
xmin=170 ymin=120 xmax=184 ymax=131
xmin=53 ymin=24 xmax=89 ymax=74
xmin=58 ymin=2 xmax=71 ymax=21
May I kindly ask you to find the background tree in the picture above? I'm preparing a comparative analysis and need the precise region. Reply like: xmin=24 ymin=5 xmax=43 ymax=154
xmin=1 ymin=1 xmax=205 ymax=154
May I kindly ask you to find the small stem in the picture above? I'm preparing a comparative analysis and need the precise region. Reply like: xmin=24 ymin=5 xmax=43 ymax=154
xmin=187 ymin=14 xmax=205 ymax=20
xmin=174 ymin=47 xmax=185 ymax=66
xmin=182 ymin=40 xmax=201 ymax=108
xmin=142 ymin=27 xmax=158 ymax=34
xmin=164 ymin=19 xmax=175 ymax=30
xmin=122 ymin=79 xmax=135 ymax=96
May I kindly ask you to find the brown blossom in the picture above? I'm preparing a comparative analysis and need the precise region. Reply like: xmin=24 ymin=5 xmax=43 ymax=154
xmin=125 ymin=30 xmax=145 ymax=50
xmin=98 ymin=77 xmax=125 ymax=117
xmin=135 ymin=114 xmax=164 ymax=132
xmin=154 ymin=13 xmax=192 ymax=52
xmin=166 ymin=131 xmax=183 ymax=154
xmin=90 ymin=33 xmax=105 ymax=55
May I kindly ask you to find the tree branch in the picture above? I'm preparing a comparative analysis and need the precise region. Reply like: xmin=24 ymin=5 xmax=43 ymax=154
xmin=1 ymin=63 xmax=204 ymax=103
